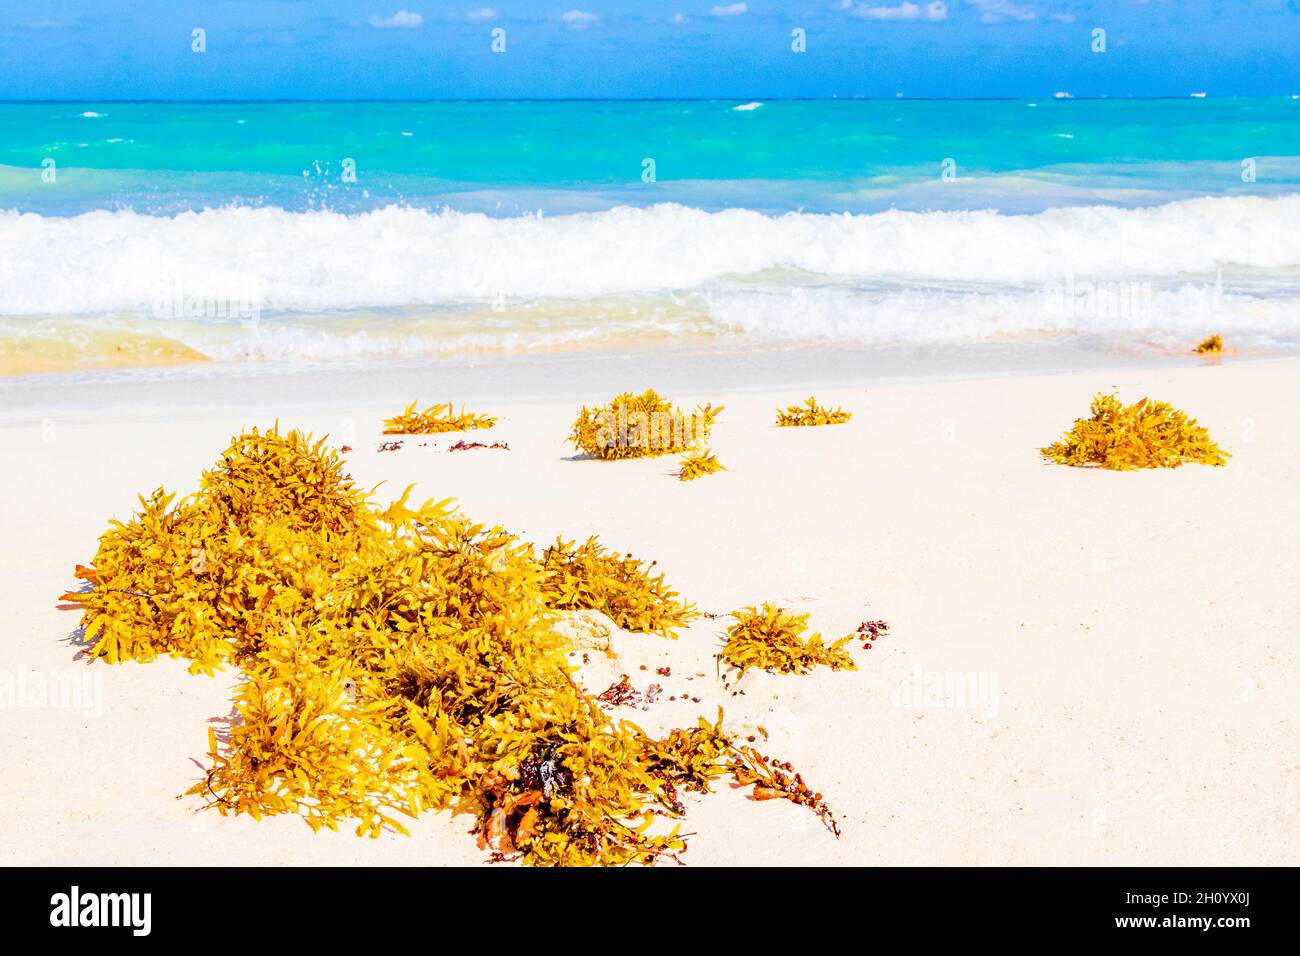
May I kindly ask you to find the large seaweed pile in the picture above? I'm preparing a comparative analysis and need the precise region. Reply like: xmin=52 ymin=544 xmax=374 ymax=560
xmin=539 ymin=536 xmax=696 ymax=638
xmin=1041 ymin=393 xmax=1229 ymax=470
xmin=63 ymin=426 xmax=831 ymax=864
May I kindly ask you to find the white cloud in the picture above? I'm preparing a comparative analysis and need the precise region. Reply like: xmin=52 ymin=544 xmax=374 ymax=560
xmin=672 ymin=12 xmax=689 ymax=23
xmin=851 ymin=2 xmax=947 ymax=21
xmin=369 ymin=10 xmax=424 ymax=28
xmin=709 ymin=3 xmax=749 ymax=16
xmin=561 ymin=9 xmax=599 ymax=28
xmin=465 ymin=7 xmax=499 ymax=20
xmin=1049 ymin=12 xmax=1075 ymax=23
xmin=966 ymin=0 xmax=1037 ymax=22
xmin=857 ymin=2 xmax=916 ymax=19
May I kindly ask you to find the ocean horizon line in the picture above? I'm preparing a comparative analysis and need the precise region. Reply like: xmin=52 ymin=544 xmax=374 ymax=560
xmin=2 ymin=94 xmax=1295 ymax=105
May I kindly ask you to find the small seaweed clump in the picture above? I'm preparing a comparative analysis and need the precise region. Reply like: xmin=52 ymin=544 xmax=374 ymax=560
xmin=1041 ymin=392 xmax=1229 ymax=471
xmin=62 ymin=426 xmax=835 ymax=863
xmin=1195 ymin=334 xmax=1224 ymax=354
xmin=569 ymin=389 xmax=722 ymax=460
xmin=719 ymin=603 xmax=856 ymax=680
xmin=676 ymin=447 xmax=725 ymax=482
xmin=775 ymin=397 xmax=852 ymax=427
xmin=384 ymin=401 xmax=497 ymax=434
xmin=729 ymin=745 xmax=840 ymax=836
xmin=856 ymin=619 xmax=890 ymax=650
xmin=540 ymin=536 xmax=697 ymax=638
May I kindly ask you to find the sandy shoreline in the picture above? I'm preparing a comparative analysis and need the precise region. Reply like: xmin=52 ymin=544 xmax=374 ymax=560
xmin=4 ymin=336 xmax=1265 ymax=427
xmin=2 ymin=356 xmax=1297 ymax=865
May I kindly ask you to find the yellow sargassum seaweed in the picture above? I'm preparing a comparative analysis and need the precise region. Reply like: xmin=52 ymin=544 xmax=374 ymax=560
xmin=676 ymin=447 xmax=725 ymax=482
xmin=539 ymin=536 xmax=697 ymax=638
xmin=775 ymin=397 xmax=851 ymax=427
xmin=62 ymin=425 xmax=832 ymax=863
xmin=719 ymin=603 xmax=856 ymax=679
xmin=1041 ymin=393 xmax=1229 ymax=471
xmin=384 ymin=401 xmax=497 ymax=434
xmin=569 ymin=389 xmax=722 ymax=460
xmin=1195 ymin=335 xmax=1224 ymax=354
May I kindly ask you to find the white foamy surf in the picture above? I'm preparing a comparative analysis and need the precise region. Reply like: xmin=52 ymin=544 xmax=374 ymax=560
xmin=2 ymin=195 xmax=1300 ymax=366
xmin=5 ymin=196 xmax=1300 ymax=312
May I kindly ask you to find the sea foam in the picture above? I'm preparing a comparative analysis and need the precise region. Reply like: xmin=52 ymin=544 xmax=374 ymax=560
xmin=2 ymin=196 xmax=1300 ymax=357
xmin=3 ymin=196 xmax=1299 ymax=312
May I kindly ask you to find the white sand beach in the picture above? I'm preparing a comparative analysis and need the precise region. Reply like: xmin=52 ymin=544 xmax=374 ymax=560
xmin=1 ymin=356 xmax=1297 ymax=866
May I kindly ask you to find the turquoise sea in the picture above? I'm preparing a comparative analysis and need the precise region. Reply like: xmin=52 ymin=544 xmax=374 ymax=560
xmin=1 ymin=98 xmax=1299 ymax=373
xmin=5 ymin=98 xmax=1300 ymax=214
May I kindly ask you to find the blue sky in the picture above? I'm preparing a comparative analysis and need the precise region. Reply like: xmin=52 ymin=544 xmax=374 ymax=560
xmin=0 ymin=1 xmax=1296 ymax=99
